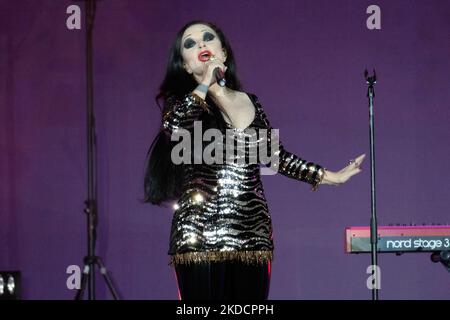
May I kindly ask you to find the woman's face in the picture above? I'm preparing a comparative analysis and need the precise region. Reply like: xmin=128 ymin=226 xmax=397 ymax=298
xmin=180 ymin=24 xmax=226 ymax=77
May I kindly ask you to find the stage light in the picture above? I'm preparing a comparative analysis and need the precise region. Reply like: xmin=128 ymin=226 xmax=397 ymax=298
xmin=0 ymin=271 xmax=21 ymax=300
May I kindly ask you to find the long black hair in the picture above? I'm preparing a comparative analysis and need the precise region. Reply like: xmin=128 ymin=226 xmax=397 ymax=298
xmin=143 ymin=20 xmax=242 ymax=205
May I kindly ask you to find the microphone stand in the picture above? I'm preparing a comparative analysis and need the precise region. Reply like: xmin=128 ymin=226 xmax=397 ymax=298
xmin=75 ymin=0 xmax=119 ymax=300
xmin=365 ymin=69 xmax=379 ymax=300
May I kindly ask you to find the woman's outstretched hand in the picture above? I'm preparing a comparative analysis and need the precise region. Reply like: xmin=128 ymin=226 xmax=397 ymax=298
xmin=321 ymin=153 xmax=366 ymax=186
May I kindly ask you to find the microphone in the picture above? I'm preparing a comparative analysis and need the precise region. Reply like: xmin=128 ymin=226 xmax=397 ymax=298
xmin=214 ymin=67 xmax=226 ymax=87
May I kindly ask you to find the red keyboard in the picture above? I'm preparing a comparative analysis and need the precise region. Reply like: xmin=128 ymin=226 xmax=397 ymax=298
xmin=345 ymin=225 xmax=450 ymax=253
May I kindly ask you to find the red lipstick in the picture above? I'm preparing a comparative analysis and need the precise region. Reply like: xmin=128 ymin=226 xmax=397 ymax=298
xmin=198 ymin=50 xmax=213 ymax=62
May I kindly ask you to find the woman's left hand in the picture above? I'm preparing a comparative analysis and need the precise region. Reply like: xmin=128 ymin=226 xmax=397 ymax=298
xmin=322 ymin=153 xmax=366 ymax=186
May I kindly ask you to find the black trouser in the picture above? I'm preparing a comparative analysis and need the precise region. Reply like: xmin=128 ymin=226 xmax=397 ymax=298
xmin=174 ymin=260 xmax=271 ymax=300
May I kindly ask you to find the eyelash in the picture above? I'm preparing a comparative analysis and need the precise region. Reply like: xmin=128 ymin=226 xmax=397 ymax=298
xmin=183 ymin=33 xmax=215 ymax=49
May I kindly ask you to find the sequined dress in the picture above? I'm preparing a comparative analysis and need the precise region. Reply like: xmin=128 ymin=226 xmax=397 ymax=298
xmin=162 ymin=92 xmax=324 ymax=266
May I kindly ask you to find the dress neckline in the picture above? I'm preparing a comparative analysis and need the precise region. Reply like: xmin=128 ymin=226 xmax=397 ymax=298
xmin=223 ymin=92 xmax=259 ymax=131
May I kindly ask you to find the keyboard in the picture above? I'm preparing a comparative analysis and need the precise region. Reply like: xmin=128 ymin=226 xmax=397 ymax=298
xmin=345 ymin=225 xmax=450 ymax=253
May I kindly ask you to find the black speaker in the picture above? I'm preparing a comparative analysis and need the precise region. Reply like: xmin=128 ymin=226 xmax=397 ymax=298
xmin=0 ymin=271 xmax=21 ymax=300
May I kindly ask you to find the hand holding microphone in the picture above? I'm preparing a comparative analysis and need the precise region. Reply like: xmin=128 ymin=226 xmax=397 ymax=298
xmin=200 ymin=54 xmax=227 ymax=87
xmin=208 ymin=55 xmax=226 ymax=87
xmin=213 ymin=64 xmax=226 ymax=87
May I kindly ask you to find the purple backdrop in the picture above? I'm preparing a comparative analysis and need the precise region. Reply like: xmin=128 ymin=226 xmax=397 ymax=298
xmin=1 ymin=0 xmax=449 ymax=299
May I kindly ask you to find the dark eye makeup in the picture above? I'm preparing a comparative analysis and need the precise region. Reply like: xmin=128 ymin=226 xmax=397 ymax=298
xmin=204 ymin=32 xmax=215 ymax=41
xmin=183 ymin=32 xmax=216 ymax=49
xmin=183 ymin=39 xmax=195 ymax=49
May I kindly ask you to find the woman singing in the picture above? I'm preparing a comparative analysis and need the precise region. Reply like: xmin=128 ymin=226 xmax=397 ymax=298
xmin=144 ymin=20 xmax=365 ymax=300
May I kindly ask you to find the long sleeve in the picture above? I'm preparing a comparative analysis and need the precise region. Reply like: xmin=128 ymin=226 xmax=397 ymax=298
xmin=162 ymin=93 xmax=209 ymax=134
xmin=254 ymin=95 xmax=325 ymax=191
